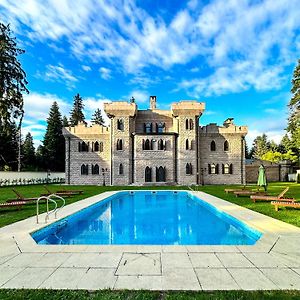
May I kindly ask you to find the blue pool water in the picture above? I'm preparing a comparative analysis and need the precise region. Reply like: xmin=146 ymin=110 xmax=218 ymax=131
xmin=31 ymin=191 xmax=262 ymax=245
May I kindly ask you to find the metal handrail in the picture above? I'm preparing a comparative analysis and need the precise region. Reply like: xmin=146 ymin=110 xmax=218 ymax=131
xmin=45 ymin=198 xmax=57 ymax=223
xmin=48 ymin=194 xmax=65 ymax=218
xmin=36 ymin=196 xmax=49 ymax=224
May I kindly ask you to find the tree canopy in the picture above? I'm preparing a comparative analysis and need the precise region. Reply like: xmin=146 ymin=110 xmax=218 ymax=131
xmin=69 ymin=93 xmax=85 ymax=126
xmin=22 ymin=132 xmax=36 ymax=170
xmin=0 ymin=23 xmax=28 ymax=127
xmin=41 ymin=101 xmax=65 ymax=171
xmin=91 ymin=108 xmax=105 ymax=125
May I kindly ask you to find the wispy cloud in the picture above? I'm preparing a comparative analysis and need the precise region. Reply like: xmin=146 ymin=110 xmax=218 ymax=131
xmin=99 ymin=67 xmax=112 ymax=80
xmin=36 ymin=63 xmax=78 ymax=90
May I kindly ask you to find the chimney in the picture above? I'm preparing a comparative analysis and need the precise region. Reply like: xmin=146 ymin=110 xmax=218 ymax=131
xmin=150 ymin=96 xmax=157 ymax=110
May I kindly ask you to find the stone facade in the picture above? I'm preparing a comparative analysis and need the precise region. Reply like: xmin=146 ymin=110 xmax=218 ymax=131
xmin=63 ymin=97 xmax=248 ymax=185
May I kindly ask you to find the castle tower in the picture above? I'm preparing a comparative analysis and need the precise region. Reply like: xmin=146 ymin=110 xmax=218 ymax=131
xmin=150 ymin=96 xmax=157 ymax=110
xmin=104 ymin=101 xmax=137 ymax=185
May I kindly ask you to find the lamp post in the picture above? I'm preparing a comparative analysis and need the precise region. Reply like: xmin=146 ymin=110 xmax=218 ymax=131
xmin=102 ymin=168 xmax=108 ymax=186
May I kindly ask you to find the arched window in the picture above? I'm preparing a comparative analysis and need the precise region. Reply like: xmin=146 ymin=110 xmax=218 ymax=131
xmin=145 ymin=167 xmax=152 ymax=182
xmin=119 ymin=163 xmax=124 ymax=175
xmin=189 ymin=119 xmax=194 ymax=130
xmin=223 ymin=163 xmax=233 ymax=174
xmin=117 ymin=119 xmax=124 ymax=131
xmin=185 ymin=119 xmax=189 ymax=130
xmin=94 ymin=141 xmax=99 ymax=152
xmin=158 ymin=139 xmax=164 ymax=150
xmin=80 ymin=141 xmax=89 ymax=152
xmin=116 ymin=139 xmax=123 ymax=150
xmin=156 ymin=166 xmax=166 ymax=182
xmin=78 ymin=142 xmax=82 ymax=152
xmin=210 ymin=163 xmax=216 ymax=174
xmin=186 ymin=163 xmax=193 ymax=175
xmin=157 ymin=122 xmax=165 ymax=133
xmin=224 ymin=140 xmax=229 ymax=151
xmin=144 ymin=122 xmax=152 ymax=133
xmin=144 ymin=139 xmax=151 ymax=150
xmin=81 ymin=164 xmax=88 ymax=175
xmin=186 ymin=139 xmax=189 ymax=150
xmin=92 ymin=164 xmax=99 ymax=175
xmin=210 ymin=140 xmax=216 ymax=151
xmin=99 ymin=142 xmax=103 ymax=152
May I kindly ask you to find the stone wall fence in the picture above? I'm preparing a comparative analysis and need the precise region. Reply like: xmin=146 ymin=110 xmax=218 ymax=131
xmin=0 ymin=171 xmax=65 ymax=186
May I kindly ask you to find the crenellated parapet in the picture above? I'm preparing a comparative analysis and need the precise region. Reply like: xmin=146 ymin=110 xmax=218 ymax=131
xmin=171 ymin=101 xmax=205 ymax=117
xmin=104 ymin=101 xmax=137 ymax=118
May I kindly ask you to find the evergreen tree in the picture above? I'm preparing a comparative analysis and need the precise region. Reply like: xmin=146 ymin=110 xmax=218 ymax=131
xmin=288 ymin=59 xmax=300 ymax=153
xmin=69 ymin=93 xmax=85 ymax=126
xmin=252 ymin=133 xmax=270 ymax=159
xmin=245 ymin=141 xmax=251 ymax=159
xmin=42 ymin=102 xmax=65 ymax=171
xmin=91 ymin=108 xmax=105 ymax=125
xmin=0 ymin=23 xmax=28 ymax=127
xmin=35 ymin=145 xmax=44 ymax=171
xmin=62 ymin=115 xmax=69 ymax=127
xmin=22 ymin=132 xmax=35 ymax=170
xmin=279 ymin=134 xmax=292 ymax=153
xmin=0 ymin=120 xmax=18 ymax=170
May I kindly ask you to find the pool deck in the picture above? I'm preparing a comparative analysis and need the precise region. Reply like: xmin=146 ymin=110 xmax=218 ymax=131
xmin=1 ymin=190 xmax=300 ymax=290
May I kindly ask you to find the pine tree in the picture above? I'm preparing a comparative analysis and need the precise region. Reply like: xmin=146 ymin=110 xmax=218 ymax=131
xmin=252 ymin=133 xmax=270 ymax=159
xmin=279 ymin=134 xmax=292 ymax=153
xmin=62 ymin=115 xmax=69 ymax=127
xmin=91 ymin=108 xmax=105 ymax=125
xmin=288 ymin=59 xmax=300 ymax=153
xmin=0 ymin=120 xmax=18 ymax=170
xmin=42 ymin=101 xmax=65 ymax=171
xmin=0 ymin=23 xmax=28 ymax=126
xmin=22 ymin=132 xmax=35 ymax=170
xmin=69 ymin=93 xmax=85 ymax=126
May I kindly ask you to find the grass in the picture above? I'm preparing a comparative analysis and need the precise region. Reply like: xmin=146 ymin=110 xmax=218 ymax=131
xmin=0 ymin=290 xmax=300 ymax=300
xmin=0 ymin=182 xmax=299 ymax=228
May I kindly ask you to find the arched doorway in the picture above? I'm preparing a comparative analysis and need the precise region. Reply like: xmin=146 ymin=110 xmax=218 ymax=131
xmin=145 ymin=167 xmax=152 ymax=182
xmin=156 ymin=166 xmax=166 ymax=182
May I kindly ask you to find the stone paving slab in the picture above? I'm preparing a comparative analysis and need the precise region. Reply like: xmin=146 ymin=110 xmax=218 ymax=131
xmin=189 ymin=253 xmax=223 ymax=268
xmin=162 ymin=253 xmax=192 ymax=269
xmin=116 ymin=253 xmax=161 ymax=276
xmin=195 ymin=268 xmax=240 ymax=290
xmin=216 ymin=253 xmax=255 ymax=268
xmin=3 ymin=267 xmax=56 ymax=289
xmin=39 ymin=267 xmax=88 ymax=289
xmin=4 ymin=253 xmax=45 ymax=268
xmin=162 ymin=267 xmax=201 ymax=290
xmin=0 ymin=266 xmax=25 ymax=287
xmin=61 ymin=253 xmax=122 ymax=268
xmin=260 ymin=268 xmax=300 ymax=289
xmin=77 ymin=268 xmax=117 ymax=290
xmin=115 ymin=275 xmax=163 ymax=290
xmin=228 ymin=268 xmax=278 ymax=290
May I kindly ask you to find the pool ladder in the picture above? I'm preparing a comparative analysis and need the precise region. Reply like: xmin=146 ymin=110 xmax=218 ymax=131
xmin=36 ymin=194 xmax=65 ymax=224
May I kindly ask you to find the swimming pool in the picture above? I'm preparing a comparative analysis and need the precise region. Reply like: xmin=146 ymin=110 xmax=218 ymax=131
xmin=31 ymin=191 xmax=262 ymax=245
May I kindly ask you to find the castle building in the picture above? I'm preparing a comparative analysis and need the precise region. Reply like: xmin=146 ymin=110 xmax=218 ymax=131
xmin=63 ymin=96 xmax=248 ymax=186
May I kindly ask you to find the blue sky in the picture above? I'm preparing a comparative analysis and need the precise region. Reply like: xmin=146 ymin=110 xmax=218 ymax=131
xmin=1 ymin=0 xmax=300 ymax=147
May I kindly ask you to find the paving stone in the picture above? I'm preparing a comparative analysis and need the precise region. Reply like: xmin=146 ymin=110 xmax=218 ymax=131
xmin=228 ymin=268 xmax=278 ymax=290
xmin=116 ymin=253 xmax=161 ymax=276
xmin=77 ymin=268 xmax=117 ymax=289
xmin=260 ymin=268 xmax=300 ymax=289
xmin=189 ymin=253 xmax=223 ymax=268
xmin=0 ymin=253 xmax=19 ymax=266
xmin=162 ymin=267 xmax=201 ymax=290
xmin=244 ymin=253 xmax=288 ymax=268
xmin=4 ymin=253 xmax=45 ymax=268
xmin=31 ymin=253 xmax=71 ymax=268
xmin=0 ymin=266 xmax=25 ymax=286
xmin=195 ymin=268 xmax=240 ymax=290
xmin=61 ymin=252 xmax=122 ymax=268
xmin=162 ymin=253 xmax=192 ymax=269
xmin=115 ymin=275 xmax=162 ymax=290
xmin=3 ymin=267 xmax=56 ymax=289
xmin=39 ymin=267 xmax=88 ymax=289
xmin=216 ymin=253 xmax=254 ymax=268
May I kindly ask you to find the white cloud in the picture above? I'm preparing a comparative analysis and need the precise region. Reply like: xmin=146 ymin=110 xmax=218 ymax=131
xmin=82 ymin=65 xmax=91 ymax=72
xmin=99 ymin=67 xmax=112 ymax=80
xmin=126 ymin=90 xmax=149 ymax=104
xmin=36 ymin=63 xmax=78 ymax=90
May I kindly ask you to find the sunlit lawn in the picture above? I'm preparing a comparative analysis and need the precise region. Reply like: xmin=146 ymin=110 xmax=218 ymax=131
xmin=0 ymin=182 xmax=299 ymax=228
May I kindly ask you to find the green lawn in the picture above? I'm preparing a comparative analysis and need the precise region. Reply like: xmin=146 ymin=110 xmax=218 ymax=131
xmin=0 ymin=289 xmax=300 ymax=300
xmin=0 ymin=182 xmax=299 ymax=228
